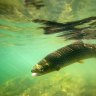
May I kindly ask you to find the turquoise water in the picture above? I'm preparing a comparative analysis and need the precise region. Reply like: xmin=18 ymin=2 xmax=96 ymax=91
xmin=0 ymin=0 xmax=96 ymax=96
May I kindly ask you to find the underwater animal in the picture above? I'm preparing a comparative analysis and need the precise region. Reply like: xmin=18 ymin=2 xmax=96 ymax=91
xmin=33 ymin=16 xmax=96 ymax=40
xmin=31 ymin=42 xmax=96 ymax=76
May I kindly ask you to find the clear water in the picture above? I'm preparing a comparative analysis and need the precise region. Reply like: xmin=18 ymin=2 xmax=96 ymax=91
xmin=0 ymin=0 xmax=96 ymax=96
